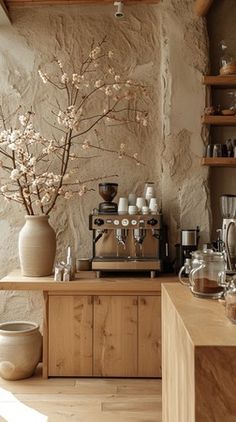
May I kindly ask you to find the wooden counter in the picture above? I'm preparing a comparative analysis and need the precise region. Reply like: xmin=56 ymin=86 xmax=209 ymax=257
xmin=162 ymin=283 xmax=236 ymax=422
xmin=1 ymin=270 xmax=177 ymax=379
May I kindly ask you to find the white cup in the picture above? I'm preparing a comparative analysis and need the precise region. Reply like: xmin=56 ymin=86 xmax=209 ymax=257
xmin=128 ymin=193 xmax=137 ymax=206
xmin=150 ymin=204 xmax=158 ymax=214
xmin=118 ymin=197 xmax=128 ymax=215
xmin=136 ymin=197 xmax=146 ymax=211
xmin=149 ymin=198 xmax=158 ymax=214
xmin=128 ymin=205 xmax=138 ymax=215
xmin=149 ymin=197 xmax=157 ymax=207
xmin=142 ymin=206 xmax=149 ymax=215
xmin=146 ymin=186 xmax=154 ymax=196
xmin=146 ymin=192 xmax=154 ymax=203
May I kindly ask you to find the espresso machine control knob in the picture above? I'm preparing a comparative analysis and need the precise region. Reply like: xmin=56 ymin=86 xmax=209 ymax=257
xmin=148 ymin=218 xmax=158 ymax=226
xmin=121 ymin=218 xmax=129 ymax=227
xmin=94 ymin=218 xmax=105 ymax=226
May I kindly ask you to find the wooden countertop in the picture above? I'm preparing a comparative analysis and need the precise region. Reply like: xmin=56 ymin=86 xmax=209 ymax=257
xmin=162 ymin=283 xmax=236 ymax=346
xmin=0 ymin=270 xmax=177 ymax=292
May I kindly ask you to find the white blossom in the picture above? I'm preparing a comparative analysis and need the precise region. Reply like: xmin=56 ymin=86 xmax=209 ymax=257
xmin=38 ymin=69 xmax=48 ymax=84
xmin=82 ymin=139 xmax=90 ymax=150
xmin=19 ymin=114 xmax=28 ymax=126
xmin=89 ymin=46 xmax=101 ymax=60
xmin=0 ymin=185 xmax=8 ymax=192
xmin=64 ymin=191 xmax=73 ymax=199
xmin=105 ymin=87 xmax=113 ymax=97
xmin=10 ymin=169 xmax=21 ymax=181
xmin=95 ymin=80 xmax=103 ymax=88
xmin=61 ymin=73 xmax=69 ymax=84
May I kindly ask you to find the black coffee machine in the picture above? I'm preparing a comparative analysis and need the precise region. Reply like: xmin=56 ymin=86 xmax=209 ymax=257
xmin=175 ymin=227 xmax=200 ymax=273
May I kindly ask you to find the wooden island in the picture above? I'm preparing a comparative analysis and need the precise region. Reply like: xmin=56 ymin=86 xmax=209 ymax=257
xmin=0 ymin=270 xmax=176 ymax=379
xmin=162 ymin=283 xmax=236 ymax=422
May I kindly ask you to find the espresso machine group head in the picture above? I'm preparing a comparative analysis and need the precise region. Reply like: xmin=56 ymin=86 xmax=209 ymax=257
xmin=89 ymin=213 xmax=164 ymax=278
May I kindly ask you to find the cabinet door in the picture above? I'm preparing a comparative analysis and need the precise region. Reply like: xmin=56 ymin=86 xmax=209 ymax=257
xmin=48 ymin=295 xmax=93 ymax=376
xmin=93 ymin=296 xmax=138 ymax=377
xmin=138 ymin=295 xmax=161 ymax=377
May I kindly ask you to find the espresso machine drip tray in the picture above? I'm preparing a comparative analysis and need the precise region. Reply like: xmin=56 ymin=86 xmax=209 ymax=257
xmin=92 ymin=257 xmax=161 ymax=273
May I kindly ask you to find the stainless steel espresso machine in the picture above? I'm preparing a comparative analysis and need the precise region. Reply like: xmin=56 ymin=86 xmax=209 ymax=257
xmin=89 ymin=182 xmax=164 ymax=277
xmin=89 ymin=213 xmax=163 ymax=278
xmin=220 ymin=194 xmax=236 ymax=273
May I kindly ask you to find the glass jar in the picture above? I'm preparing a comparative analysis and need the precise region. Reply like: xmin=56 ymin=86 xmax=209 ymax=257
xmin=219 ymin=40 xmax=234 ymax=69
xmin=225 ymin=280 xmax=236 ymax=324
xmin=179 ymin=249 xmax=226 ymax=299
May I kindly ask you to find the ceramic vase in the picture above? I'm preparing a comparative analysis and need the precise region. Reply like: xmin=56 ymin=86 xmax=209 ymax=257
xmin=0 ymin=321 xmax=42 ymax=380
xmin=19 ymin=215 xmax=56 ymax=277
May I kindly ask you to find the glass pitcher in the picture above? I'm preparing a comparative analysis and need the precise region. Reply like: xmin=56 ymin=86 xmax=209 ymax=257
xmin=179 ymin=249 xmax=226 ymax=299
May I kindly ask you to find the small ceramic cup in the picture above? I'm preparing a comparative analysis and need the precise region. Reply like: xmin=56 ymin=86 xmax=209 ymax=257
xmin=136 ymin=197 xmax=146 ymax=211
xmin=142 ymin=206 xmax=149 ymax=215
xmin=128 ymin=205 xmax=138 ymax=215
xmin=118 ymin=197 xmax=128 ymax=215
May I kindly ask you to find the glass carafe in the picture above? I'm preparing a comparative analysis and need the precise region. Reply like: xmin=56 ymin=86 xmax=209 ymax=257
xmin=179 ymin=249 xmax=226 ymax=299
xmin=190 ymin=250 xmax=226 ymax=298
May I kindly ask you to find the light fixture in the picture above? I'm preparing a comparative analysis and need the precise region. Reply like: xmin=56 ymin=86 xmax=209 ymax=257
xmin=114 ymin=1 xmax=124 ymax=18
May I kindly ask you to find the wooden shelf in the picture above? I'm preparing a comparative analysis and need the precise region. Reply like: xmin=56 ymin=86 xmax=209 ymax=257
xmin=203 ymin=75 xmax=236 ymax=87
xmin=201 ymin=157 xmax=236 ymax=167
xmin=202 ymin=115 xmax=236 ymax=126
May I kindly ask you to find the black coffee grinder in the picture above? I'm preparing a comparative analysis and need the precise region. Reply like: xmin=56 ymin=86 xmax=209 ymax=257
xmin=98 ymin=183 xmax=118 ymax=214
xmin=175 ymin=227 xmax=200 ymax=273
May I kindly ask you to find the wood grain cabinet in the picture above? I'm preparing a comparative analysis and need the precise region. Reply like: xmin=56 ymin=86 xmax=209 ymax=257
xmin=48 ymin=295 xmax=93 ymax=376
xmin=48 ymin=294 xmax=161 ymax=378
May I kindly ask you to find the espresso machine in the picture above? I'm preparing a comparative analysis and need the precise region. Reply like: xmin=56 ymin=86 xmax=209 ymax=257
xmin=89 ymin=183 xmax=165 ymax=277
xmin=220 ymin=194 xmax=236 ymax=273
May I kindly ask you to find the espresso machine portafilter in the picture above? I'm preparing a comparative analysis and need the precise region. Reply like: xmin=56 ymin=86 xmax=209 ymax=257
xmin=220 ymin=194 xmax=236 ymax=272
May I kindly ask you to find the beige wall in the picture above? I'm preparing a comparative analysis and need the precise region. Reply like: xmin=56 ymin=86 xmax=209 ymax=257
xmin=0 ymin=1 xmax=210 ymax=326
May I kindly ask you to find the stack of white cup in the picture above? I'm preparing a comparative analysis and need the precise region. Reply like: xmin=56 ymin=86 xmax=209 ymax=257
xmin=117 ymin=185 xmax=159 ymax=216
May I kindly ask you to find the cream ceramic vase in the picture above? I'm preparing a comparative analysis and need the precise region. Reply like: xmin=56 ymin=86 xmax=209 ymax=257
xmin=0 ymin=321 xmax=42 ymax=380
xmin=19 ymin=215 xmax=56 ymax=277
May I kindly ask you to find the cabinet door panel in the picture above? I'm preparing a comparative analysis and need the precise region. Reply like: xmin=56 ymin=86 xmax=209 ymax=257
xmin=138 ymin=295 xmax=161 ymax=377
xmin=93 ymin=296 xmax=138 ymax=377
xmin=48 ymin=295 xmax=93 ymax=376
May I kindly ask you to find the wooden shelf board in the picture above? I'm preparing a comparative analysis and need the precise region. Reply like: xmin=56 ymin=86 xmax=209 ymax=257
xmin=203 ymin=75 xmax=236 ymax=87
xmin=202 ymin=115 xmax=236 ymax=126
xmin=201 ymin=157 xmax=236 ymax=167
xmin=5 ymin=0 xmax=160 ymax=6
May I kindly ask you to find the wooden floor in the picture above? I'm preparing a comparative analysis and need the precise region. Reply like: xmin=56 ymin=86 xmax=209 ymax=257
xmin=0 ymin=366 xmax=162 ymax=422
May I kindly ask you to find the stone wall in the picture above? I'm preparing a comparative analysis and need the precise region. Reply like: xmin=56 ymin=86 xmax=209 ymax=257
xmin=0 ymin=0 xmax=210 ymax=326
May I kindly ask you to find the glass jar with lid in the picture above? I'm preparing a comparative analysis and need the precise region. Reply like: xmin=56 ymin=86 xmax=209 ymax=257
xmin=179 ymin=249 xmax=226 ymax=299
xmin=224 ymin=278 xmax=236 ymax=324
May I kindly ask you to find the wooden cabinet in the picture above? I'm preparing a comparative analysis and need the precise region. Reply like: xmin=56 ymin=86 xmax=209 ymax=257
xmin=93 ymin=296 xmax=138 ymax=377
xmin=48 ymin=293 xmax=161 ymax=378
xmin=138 ymin=296 xmax=161 ymax=377
xmin=48 ymin=295 xmax=93 ymax=376
xmin=202 ymin=75 xmax=236 ymax=168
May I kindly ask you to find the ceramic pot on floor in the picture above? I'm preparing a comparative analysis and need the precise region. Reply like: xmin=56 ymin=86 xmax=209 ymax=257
xmin=0 ymin=321 xmax=42 ymax=380
xmin=19 ymin=215 xmax=56 ymax=277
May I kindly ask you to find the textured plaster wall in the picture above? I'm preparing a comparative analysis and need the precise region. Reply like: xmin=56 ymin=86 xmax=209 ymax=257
xmin=0 ymin=1 xmax=210 ymax=327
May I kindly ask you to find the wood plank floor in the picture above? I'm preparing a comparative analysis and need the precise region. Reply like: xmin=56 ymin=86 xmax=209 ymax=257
xmin=0 ymin=366 xmax=162 ymax=422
